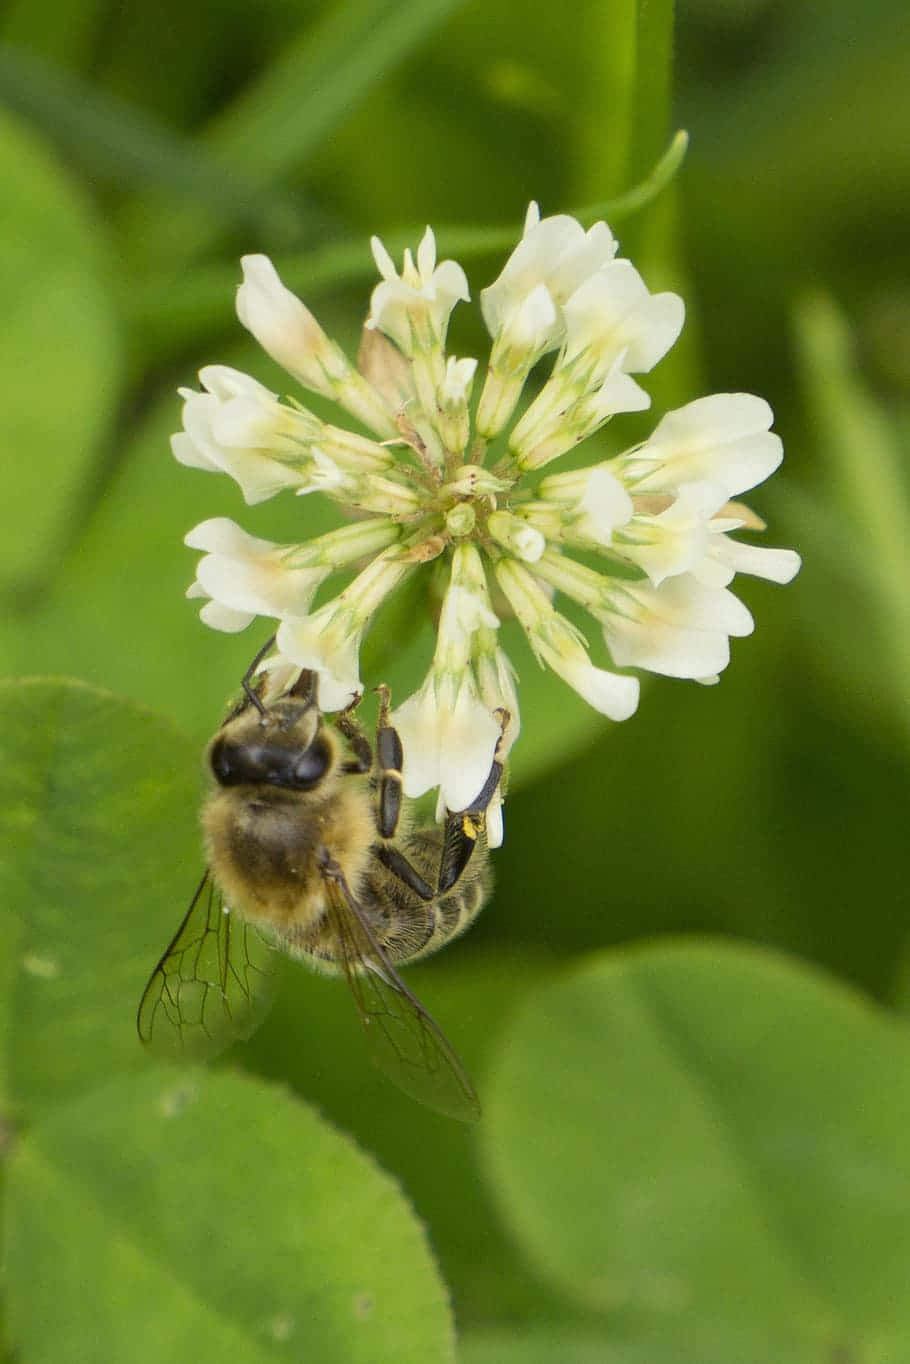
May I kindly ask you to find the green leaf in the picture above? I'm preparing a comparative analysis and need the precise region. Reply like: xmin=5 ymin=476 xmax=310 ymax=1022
xmin=0 ymin=380 xmax=290 ymax=742
xmin=0 ymin=111 xmax=120 ymax=591
xmin=0 ymin=43 xmax=303 ymax=235
xmin=128 ymin=0 xmax=467 ymax=271
xmin=6 ymin=1067 xmax=454 ymax=1363
xmin=481 ymin=940 xmax=910 ymax=1363
xmin=204 ymin=0 xmax=466 ymax=188
xmin=460 ymin=1326 xmax=656 ymax=1364
xmin=0 ymin=679 xmax=200 ymax=1115
xmin=236 ymin=949 xmax=578 ymax=1330
xmin=793 ymin=291 xmax=910 ymax=748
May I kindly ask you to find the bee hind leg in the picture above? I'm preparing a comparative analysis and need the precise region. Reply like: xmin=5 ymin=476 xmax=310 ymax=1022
xmin=438 ymin=710 xmax=509 ymax=894
xmin=368 ymin=694 xmax=508 ymax=899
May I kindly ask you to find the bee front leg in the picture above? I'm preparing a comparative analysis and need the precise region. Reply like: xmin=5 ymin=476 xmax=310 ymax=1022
xmin=335 ymin=692 xmax=373 ymax=774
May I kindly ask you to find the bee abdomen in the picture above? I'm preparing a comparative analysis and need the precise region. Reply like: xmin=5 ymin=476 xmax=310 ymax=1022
xmin=382 ymin=853 xmax=490 ymax=966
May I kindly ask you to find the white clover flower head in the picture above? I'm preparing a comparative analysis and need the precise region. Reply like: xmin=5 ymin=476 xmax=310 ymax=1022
xmin=172 ymin=205 xmax=800 ymax=838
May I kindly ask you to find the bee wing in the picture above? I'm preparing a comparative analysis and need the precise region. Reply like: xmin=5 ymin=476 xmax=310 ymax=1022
xmin=322 ymin=866 xmax=481 ymax=1123
xmin=137 ymin=871 xmax=279 ymax=1061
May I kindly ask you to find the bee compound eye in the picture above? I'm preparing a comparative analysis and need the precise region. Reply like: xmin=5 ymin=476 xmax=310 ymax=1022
xmin=209 ymin=736 xmax=236 ymax=784
xmin=290 ymin=735 xmax=330 ymax=789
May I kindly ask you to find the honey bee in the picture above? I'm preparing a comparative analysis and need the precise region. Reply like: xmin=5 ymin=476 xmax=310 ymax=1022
xmin=137 ymin=648 xmax=506 ymax=1122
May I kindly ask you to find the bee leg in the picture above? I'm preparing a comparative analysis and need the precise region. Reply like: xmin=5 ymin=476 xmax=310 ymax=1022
xmin=374 ymin=684 xmax=404 ymax=839
xmin=438 ymin=709 xmax=510 ymax=894
xmin=375 ymin=844 xmax=434 ymax=901
xmin=335 ymin=692 xmax=373 ymax=774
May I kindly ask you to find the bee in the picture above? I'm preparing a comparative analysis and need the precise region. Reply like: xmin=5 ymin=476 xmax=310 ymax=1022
xmin=137 ymin=647 xmax=506 ymax=1122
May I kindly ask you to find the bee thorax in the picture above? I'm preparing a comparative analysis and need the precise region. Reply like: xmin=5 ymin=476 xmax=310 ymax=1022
xmin=201 ymin=783 xmax=374 ymax=932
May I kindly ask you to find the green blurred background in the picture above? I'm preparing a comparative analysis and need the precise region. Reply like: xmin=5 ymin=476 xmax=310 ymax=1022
xmin=2 ymin=0 xmax=909 ymax=1358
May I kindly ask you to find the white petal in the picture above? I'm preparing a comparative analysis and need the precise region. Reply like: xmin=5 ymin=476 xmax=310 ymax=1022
xmin=475 ymin=648 xmax=521 ymax=755
xmin=255 ymin=653 xmax=305 ymax=701
xmin=236 ymin=255 xmax=331 ymax=390
xmin=198 ymin=600 xmax=256 ymax=632
xmin=438 ymin=684 xmax=502 ymax=811
xmin=276 ymin=617 xmax=361 ymax=711
xmin=712 ymin=539 xmax=802 ymax=583
xmin=391 ymin=687 xmax=444 ymax=799
xmin=632 ymin=575 xmax=754 ymax=636
xmin=196 ymin=555 xmax=319 ymax=620
xmin=563 ymin=261 xmax=684 ymax=374
xmin=580 ymin=467 xmax=635 ymax=541
xmin=600 ymin=574 xmax=755 ymax=679
xmin=619 ymin=291 xmax=686 ymax=373
xmin=690 ymin=554 xmax=736 ymax=589
xmin=507 ymin=282 xmax=559 ymax=352
xmin=370 ymin=235 xmax=397 ymax=280
xmin=653 ymin=393 xmax=773 ymax=446
xmin=309 ymin=673 xmax=362 ymax=712
xmin=639 ymin=394 xmax=783 ymax=496
xmin=416 ymin=226 xmax=437 ymax=279
xmin=199 ymin=364 xmax=275 ymax=403
xmin=170 ymin=430 xmax=218 ymax=472
xmin=432 ymin=258 xmax=470 ymax=304
xmin=538 ymin=645 xmax=640 ymax=721
xmin=585 ymin=368 xmax=651 ymax=421
xmin=486 ymin=788 xmax=505 ymax=849
xmin=605 ymin=617 xmax=732 ymax=678
xmin=184 ymin=518 xmax=273 ymax=555
xmin=392 ymin=675 xmax=501 ymax=811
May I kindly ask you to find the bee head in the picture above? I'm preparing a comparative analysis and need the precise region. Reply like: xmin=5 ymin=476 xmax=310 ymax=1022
xmin=208 ymin=695 xmax=334 ymax=793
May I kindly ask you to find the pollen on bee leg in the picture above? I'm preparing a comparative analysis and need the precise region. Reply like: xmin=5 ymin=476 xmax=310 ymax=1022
xmin=461 ymin=811 xmax=484 ymax=840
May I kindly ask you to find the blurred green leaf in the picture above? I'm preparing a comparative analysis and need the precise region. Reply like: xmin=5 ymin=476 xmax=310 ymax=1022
xmin=0 ymin=43 xmax=305 ymax=235
xmin=204 ymin=0 xmax=466 ymax=187
xmin=6 ymin=1067 xmax=454 ymax=1363
xmin=794 ymin=291 xmax=910 ymax=746
xmin=0 ymin=0 xmax=102 ymax=66
xmin=684 ymin=3 xmax=910 ymax=237
xmin=0 ymin=110 xmax=120 ymax=591
xmin=460 ymin=1326 xmax=661 ymax=1364
xmin=127 ymin=0 xmax=468 ymax=270
xmin=0 ymin=377 xmax=292 ymax=740
xmin=241 ymin=948 xmax=564 ymax=1322
xmin=482 ymin=939 xmax=910 ymax=1363
xmin=0 ymin=679 xmax=199 ymax=1115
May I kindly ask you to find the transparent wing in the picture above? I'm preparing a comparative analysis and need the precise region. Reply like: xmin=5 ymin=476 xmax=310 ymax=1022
xmin=321 ymin=863 xmax=481 ymax=1123
xmin=137 ymin=871 xmax=279 ymax=1061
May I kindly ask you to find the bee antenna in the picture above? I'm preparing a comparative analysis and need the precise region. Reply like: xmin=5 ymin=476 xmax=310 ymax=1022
xmin=241 ymin=633 xmax=277 ymax=715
